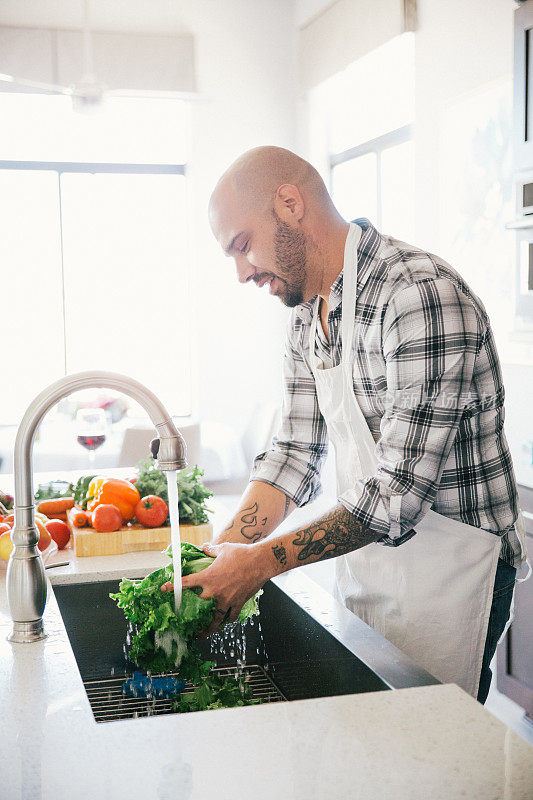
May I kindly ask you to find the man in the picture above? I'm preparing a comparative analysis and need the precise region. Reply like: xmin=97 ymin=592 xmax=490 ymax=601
xmin=162 ymin=146 xmax=527 ymax=702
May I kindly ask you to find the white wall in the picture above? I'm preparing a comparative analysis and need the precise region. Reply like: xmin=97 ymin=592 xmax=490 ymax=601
xmin=0 ymin=0 xmax=298 ymax=440
xmin=295 ymin=0 xmax=331 ymax=28
xmin=413 ymin=0 xmax=513 ymax=251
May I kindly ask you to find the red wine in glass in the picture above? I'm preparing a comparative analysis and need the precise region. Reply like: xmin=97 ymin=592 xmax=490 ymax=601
xmin=75 ymin=407 xmax=107 ymax=464
xmin=77 ymin=434 xmax=106 ymax=451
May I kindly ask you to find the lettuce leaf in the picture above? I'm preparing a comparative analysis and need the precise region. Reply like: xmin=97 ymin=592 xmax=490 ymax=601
xmin=172 ymin=673 xmax=260 ymax=713
xmin=110 ymin=541 xmax=261 ymax=681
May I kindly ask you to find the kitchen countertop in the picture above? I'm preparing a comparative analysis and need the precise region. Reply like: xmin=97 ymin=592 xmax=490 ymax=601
xmin=1 ymin=503 xmax=533 ymax=799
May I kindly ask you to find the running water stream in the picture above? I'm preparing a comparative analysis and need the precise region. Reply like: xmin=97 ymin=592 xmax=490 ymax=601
xmin=166 ymin=470 xmax=182 ymax=612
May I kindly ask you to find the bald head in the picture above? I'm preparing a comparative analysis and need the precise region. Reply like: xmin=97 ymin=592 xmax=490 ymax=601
xmin=210 ymin=146 xmax=330 ymax=219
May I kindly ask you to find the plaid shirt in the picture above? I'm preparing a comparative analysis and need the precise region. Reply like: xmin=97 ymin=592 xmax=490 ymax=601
xmin=250 ymin=218 xmax=522 ymax=567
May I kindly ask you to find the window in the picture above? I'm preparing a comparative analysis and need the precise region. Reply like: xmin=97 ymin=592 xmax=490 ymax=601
xmin=0 ymin=94 xmax=191 ymax=423
xmin=309 ymin=33 xmax=415 ymax=242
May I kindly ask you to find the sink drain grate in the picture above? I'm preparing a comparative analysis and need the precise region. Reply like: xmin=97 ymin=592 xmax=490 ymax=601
xmin=83 ymin=664 xmax=287 ymax=723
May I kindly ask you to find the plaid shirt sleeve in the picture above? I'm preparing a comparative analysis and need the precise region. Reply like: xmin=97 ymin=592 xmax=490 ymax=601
xmin=339 ymin=277 xmax=486 ymax=544
xmin=249 ymin=312 xmax=329 ymax=505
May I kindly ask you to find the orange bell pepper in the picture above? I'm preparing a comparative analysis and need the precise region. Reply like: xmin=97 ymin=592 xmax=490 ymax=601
xmin=86 ymin=477 xmax=140 ymax=521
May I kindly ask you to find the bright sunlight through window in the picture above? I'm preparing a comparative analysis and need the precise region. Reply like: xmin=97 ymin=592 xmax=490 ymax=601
xmin=310 ymin=33 xmax=415 ymax=242
xmin=0 ymin=94 xmax=191 ymax=425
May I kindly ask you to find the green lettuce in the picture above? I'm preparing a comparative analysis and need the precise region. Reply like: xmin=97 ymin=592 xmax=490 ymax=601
xmin=110 ymin=541 xmax=261 ymax=681
xmin=172 ymin=673 xmax=260 ymax=713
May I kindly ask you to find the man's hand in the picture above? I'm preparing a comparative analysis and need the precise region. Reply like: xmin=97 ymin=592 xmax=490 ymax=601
xmin=161 ymin=541 xmax=270 ymax=637
xmin=160 ymin=503 xmax=379 ymax=638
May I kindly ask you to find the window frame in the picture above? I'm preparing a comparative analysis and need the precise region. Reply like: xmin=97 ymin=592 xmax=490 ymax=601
xmin=329 ymin=123 xmax=412 ymax=229
xmin=0 ymin=159 xmax=188 ymax=418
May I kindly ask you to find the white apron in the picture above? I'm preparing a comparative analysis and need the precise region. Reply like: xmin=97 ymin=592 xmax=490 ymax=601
xmin=308 ymin=222 xmax=528 ymax=697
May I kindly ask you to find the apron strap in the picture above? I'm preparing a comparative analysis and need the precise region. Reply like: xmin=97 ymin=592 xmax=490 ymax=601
xmin=308 ymin=296 xmax=322 ymax=369
xmin=308 ymin=222 xmax=362 ymax=370
xmin=307 ymin=222 xmax=375 ymax=480
xmin=340 ymin=223 xmax=362 ymax=367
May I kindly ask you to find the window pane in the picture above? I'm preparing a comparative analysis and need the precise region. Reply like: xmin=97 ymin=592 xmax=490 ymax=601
xmin=60 ymin=172 xmax=191 ymax=416
xmin=0 ymin=170 xmax=65 ymax=423
xmin=314 ymin=32 xmax=414 ymax=155
xmin=381 ymin=140 xmax=415 ymax=243
xmin=0 ymin=94 xmax=189 ymax=164
xmin=331 ymin=153 xmax=377 ymax=224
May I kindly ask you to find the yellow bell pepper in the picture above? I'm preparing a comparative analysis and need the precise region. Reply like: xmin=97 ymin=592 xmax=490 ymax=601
xmin=86 ymin=477 xmax=140 ymax=521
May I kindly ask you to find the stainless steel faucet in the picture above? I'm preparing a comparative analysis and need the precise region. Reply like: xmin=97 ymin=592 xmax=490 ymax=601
xmin=6 ymin=371 xmax=187 ymax=644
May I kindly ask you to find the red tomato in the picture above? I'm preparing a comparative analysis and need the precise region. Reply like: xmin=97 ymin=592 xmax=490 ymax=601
xmin=45 ymin=519 xmax=71 ymax=550
xmin=134 ymin=496 xmax=169 ymax=528
xmin=91 ymin=504 xmax=123 ymax=533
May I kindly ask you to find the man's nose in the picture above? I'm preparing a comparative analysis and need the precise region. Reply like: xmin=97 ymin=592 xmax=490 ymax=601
xmin=235 ymin=255 xmax=256 ymax=284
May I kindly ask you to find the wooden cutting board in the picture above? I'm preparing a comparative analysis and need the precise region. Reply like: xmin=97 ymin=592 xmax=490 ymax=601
xmin=67 ymin=509 xmax=212 ymax=558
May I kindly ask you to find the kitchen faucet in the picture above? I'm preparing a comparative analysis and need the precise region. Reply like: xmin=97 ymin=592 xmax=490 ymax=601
xmin=6 ymin=371 xmax=187 ymax=644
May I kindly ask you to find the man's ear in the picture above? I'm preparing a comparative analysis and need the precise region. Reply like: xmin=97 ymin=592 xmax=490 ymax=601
xmin=274 ymin=184 xmax=304 ymax=223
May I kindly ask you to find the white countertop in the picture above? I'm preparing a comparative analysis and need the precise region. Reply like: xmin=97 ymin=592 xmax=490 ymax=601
xmin=1 ymin=502 xmax=532 ymax=799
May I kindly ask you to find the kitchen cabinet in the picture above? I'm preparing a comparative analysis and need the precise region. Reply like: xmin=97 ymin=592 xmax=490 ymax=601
xmin=497 ymin=484 xmax=533 ymax=720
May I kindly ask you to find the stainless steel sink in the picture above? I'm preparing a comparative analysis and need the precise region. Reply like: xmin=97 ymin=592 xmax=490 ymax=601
xmin=54 ymin=571 xmax=439 ymax=721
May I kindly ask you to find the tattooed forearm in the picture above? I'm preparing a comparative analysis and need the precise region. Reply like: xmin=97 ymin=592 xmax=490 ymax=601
xmin=217 ymin=483 xmax=296 ymax=546
xmin=291 ymin=505 xmax=380 ymax=562
xmin=272 ymin=544 xmax=287 ymax=565
xmin=224 ymin=502 xmax=268 ymax=543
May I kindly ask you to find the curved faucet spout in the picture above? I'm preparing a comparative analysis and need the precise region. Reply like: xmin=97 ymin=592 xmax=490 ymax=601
xmin=6 ymin=370 xmax=187 ymax=643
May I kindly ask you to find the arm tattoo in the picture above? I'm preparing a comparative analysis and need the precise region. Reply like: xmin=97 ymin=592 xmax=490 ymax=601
xmin=240 ymin=502 xmax=268 ymax=542
xmin=272 ymin=544 xmax=287 ymax=565
xmin=225 ymin=494 xmax=291 ymax=544
xmin=291 ymin=505 xmax=380 ymax=563
xmin=225 ymin=502 xmax=268 ymax=543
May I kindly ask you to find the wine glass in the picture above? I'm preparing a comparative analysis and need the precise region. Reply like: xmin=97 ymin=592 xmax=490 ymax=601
xmin=75 ymin=408 xmax=107 ymax=464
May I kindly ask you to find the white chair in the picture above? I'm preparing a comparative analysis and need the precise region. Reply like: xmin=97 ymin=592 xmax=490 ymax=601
xmin=197 ymin=403 xmax=281 ymax=495
xmin=118 ymin=420 xmax=201 ymax=469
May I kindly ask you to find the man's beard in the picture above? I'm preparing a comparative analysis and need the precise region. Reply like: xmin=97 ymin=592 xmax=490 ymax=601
xmin=272 ymin=212 xmax=308 ymax=307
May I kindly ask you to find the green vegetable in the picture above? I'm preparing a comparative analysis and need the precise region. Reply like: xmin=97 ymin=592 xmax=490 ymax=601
xmin=173 ymin=673 xmax=259 ymax=713
xmin=110 ymin=541 xmax=261 ymax=682
xmin=72 ymin=475 xmax=96 ymax=509
xmin=34 ymin=474 xmax=95 ymax=510
xmin=134 ymin=458 xmax=213 ymax=525
xmin=34 ymin=481 xmax=72 ymax=503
